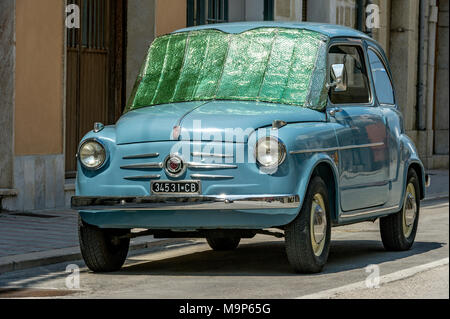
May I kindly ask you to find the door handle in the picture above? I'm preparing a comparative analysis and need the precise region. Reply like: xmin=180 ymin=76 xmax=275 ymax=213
xmin=329 ymin=107 xmax=343 ymax=117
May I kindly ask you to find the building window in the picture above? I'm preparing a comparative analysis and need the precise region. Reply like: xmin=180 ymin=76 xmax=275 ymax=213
xmin=187 ymin=0 xmax=229 ymax=26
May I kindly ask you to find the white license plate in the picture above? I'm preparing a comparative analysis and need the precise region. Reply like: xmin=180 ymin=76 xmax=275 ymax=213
xmin=151 ymin=181 xmax=201 ymax=195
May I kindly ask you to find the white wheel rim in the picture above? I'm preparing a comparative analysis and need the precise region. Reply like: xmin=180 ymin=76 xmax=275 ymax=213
xmin=402 ymin=182 xmax=417 ymax=238
xmin=310 ymin=193 xmax=327 ymax=256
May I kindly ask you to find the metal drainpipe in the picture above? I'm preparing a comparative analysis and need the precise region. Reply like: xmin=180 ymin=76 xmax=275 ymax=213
xmin=417 ymin=0 xmax=428 ymax=131
xmin=356 ymin=0 xmax=365 ymax=31
xmin=426 ymin=2 xmax=438 ymax=142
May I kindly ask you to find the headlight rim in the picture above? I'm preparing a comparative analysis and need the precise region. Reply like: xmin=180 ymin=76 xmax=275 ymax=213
xmin=254 ymin=136 xmax=287 ymax=168
xmin=77 ymin=138 xmax=108 ymax=170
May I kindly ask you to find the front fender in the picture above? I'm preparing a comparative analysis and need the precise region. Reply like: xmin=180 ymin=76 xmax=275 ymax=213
xmin=291 ymin=152 xmax=340 ymax=223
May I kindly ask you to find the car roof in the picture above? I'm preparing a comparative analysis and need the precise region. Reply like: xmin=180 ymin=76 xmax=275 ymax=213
xmin=173 ymin=21 xmax=372 ymax=40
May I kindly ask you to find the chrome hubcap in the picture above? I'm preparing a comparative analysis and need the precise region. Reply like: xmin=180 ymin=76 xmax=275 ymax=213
xmin=310 ymin=193 xmax=327 ymax=256
xmin=403 ymin=183 xmax=417 ymax=238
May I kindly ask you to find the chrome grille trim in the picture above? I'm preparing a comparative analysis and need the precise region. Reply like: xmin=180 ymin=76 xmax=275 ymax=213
xmin=187 ymin=163 xmax=238 ymax=169
xmin=191 ymin=152 xmax=234 ymax=158
xmin=123 ymin=153 xmax=160 ymax=160
xmin=124 ymin=175 xmax=161 ymax=180
xmin=190 ymin=174 xmax=234 ymax=180
xmin=120 ymin=163 xmax=163 ymax=169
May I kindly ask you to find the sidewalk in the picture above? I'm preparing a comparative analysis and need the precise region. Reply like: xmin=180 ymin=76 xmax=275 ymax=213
xmin=0 ymin=209 xmax=176 ymax=274
xmin=425 ymin=170 xmax=449 ymax=200
xmin=0 ymin=169 xmax=448 ymax=274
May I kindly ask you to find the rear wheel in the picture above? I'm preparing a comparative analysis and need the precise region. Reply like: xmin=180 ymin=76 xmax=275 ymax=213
xmin=285 ymin=176 xmax=331 ymax=273
xmin=78 ymin=216 xmax=130 ymax=272
xmin=206 ymin=237 xmax=241 ymax=251
xmin=380 ymin=169 xmax=420 ymax=251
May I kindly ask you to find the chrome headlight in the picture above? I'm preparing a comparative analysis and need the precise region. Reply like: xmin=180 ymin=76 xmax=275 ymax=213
xmin=255 ymin=137 xmax=286 ymax=168
xmin=78 ymin=139 xmax=107 ymax=170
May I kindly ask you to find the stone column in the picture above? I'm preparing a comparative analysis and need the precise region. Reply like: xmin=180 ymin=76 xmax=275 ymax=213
xmin=0 ymin=0 xmax=15 ymax=190
xmin=434 ymin=0 xmax=449 ymax=166
xmin=126 ymin=0 xmax=156 ymax=101
xmin=389 ymin=0 xmax=422 ymax=154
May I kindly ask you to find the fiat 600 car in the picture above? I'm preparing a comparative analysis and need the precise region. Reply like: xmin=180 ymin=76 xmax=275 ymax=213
xmin=72 ymin=22 xmax=430 ymax=273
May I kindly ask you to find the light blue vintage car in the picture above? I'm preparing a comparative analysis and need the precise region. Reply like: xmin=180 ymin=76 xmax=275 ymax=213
xmin=72 ymin=22 xmax=430 ymax=273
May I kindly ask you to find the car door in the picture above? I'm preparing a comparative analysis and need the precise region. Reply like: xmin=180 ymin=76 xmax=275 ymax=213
xmin=327 ymin=41 xmax=390 ymax=212
xmin=366 ymin=45 xmax=401 ymax=198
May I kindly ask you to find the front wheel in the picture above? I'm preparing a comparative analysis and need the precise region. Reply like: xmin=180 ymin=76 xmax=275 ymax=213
xmin=285 ymin=176 xmax=331 ymax=273
xmin=379 ymin=169 xmax=420 ymax=251
xmin=78 ymin=216 xmax=130 ymax=272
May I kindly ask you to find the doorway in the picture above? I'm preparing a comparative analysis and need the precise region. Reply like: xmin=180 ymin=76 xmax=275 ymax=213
xmin=65 ymin=0 xmax=126 ymax=176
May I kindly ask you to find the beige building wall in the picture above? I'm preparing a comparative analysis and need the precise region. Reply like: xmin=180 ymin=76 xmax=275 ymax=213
xmin=14 ymin=0 xmax=64 ymax=156
xmin=155 ymin=0 xmax=187 ymax=36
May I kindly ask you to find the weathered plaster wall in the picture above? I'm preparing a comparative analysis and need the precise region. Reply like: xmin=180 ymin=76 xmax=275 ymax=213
xmin=0 ymin=0 xmax=15 ymax=189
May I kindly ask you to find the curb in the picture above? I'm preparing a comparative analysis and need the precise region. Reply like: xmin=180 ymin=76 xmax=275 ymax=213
xmin=0 ymin=238 xmax=195 ymax=275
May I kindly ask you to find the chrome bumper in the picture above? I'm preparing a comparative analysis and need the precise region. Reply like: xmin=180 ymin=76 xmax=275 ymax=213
xmin=71 ymin=195 xmax=300 ymax=211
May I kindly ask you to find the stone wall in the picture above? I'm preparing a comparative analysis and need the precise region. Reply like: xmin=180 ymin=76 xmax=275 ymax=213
xmin=2 ymin=155 xmax=65 ymax=211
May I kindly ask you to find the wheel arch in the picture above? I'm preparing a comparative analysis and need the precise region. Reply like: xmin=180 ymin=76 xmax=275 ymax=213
xmin=293 ymin=155 xmax=340 ymax=226
xmin=311 ymin=161 xmax=339 ymax=225
xmin=407 ymin=161 xmax=425 ymax=200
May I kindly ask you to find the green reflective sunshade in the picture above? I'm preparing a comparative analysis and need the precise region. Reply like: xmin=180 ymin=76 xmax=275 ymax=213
xmin=126 ymin=28 xmax=329 ymax=112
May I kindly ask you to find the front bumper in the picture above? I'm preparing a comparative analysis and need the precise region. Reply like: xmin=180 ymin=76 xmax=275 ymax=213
xmin=71 ymin=194 xmax=300 ymax=211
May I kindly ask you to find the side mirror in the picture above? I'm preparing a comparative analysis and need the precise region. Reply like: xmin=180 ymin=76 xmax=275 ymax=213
xmin=327 ymin=63 xmax=347 ymax=92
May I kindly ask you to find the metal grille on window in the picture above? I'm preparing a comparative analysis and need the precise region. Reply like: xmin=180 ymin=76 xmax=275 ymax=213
xmin=187 ymin=0 xmax=228 ymax=26
xmin=207 ymin=0 xmax=228 ymax=24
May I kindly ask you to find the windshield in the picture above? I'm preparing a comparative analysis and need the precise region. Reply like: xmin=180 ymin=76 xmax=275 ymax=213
xmin=126 ymin=27 xmax=329 ymax=112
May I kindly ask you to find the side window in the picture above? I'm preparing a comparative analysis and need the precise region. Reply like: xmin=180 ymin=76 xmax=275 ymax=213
xmin=328 ymin=45 xmax=371 ymax=104
xmin=368 ymin=49 xmax=395 ymax=105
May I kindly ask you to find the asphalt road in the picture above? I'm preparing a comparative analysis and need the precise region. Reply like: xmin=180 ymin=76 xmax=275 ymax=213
xmin=0 ymin=198 xmax=448 ymax=299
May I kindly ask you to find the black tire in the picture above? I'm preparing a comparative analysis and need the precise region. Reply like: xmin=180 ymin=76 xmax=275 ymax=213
xmin=206 ymin=237 xmax=241 ymax=251
xmin=380 ymin=169 xmax=420 ymax=251
xmin=285 ymin=176 xmax=331 ymax=273
xmin=78 ymin=216 xmax=130 ymax=272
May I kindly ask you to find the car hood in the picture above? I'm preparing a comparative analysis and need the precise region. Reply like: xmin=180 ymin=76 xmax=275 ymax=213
xmin=115 ymin=100 xmax=326 ymax=144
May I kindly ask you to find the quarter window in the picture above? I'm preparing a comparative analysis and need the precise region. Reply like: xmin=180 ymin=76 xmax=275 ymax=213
xmin=328 ymin=45 xmax=371 ymax=104
xmin=368 ymin=49 xmax=395 ymax=105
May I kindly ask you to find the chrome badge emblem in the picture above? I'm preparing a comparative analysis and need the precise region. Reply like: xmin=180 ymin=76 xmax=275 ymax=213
xmin=164 ymin=154 xmax=185 ymax=177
